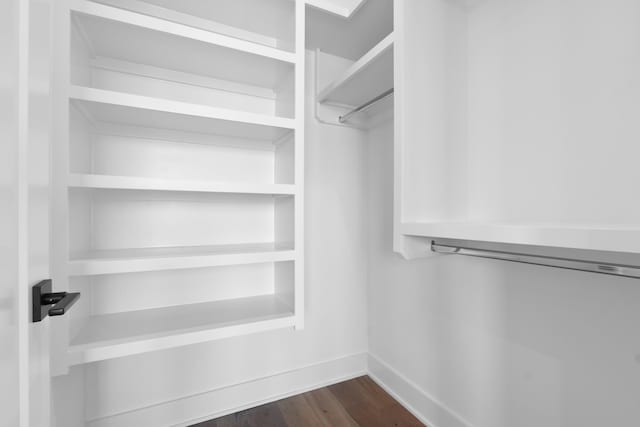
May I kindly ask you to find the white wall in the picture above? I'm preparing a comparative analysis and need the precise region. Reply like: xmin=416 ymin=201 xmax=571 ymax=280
xmin=369 ymin=0 xmax=640 ymax=425
xmin=464 ymin=0 xmax=640 ymax=224
xmin=57 ymin=50 xmax=369 ymax=427
xmin=368 ymin=119 xmax=640 ymax=427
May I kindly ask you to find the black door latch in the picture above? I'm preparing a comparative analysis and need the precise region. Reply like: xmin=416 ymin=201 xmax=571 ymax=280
xmin=33 ymin=279 xmax=80 ymax=322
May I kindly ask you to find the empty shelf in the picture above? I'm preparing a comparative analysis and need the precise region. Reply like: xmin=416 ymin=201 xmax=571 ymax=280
xmin=400 ymin=221 xmax=640 ymax=254
xmin=318 ymin=33 xmax=394 ymax=107
xmin=68 ymin=294 xmax=295 ymax=364
xmin=69 ymin=243 xmax=296 ymax=276
xmin=68 ymin=174 xmax=296 ymax=196
xmin=70 ymin=86 xmax=295 ymax=141
xmin=92 ymin=0 xmax=294 ymax=52
xmin=71 ymin=0 xmax=296 ymax=81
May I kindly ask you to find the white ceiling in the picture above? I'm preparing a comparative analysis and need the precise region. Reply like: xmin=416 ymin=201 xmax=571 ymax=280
xmin=306 ymin=0 xmax=393 ymax=60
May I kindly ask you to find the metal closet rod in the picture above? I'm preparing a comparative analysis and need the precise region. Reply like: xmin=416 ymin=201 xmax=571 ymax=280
xmin=431 ymin=241 xmax=640 ymax=279
xmin=339 ymin=88 xmax=394 ymax=123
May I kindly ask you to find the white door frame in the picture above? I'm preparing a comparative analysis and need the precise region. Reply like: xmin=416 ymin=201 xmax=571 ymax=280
xmin=1 ymin=0 xmax=53 ymax=426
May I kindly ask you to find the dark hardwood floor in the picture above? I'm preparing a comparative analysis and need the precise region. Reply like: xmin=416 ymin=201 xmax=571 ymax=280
xmin=191 ymin=376 xmax=425 ymax=427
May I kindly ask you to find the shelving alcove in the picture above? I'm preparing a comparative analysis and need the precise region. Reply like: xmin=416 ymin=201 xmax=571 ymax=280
xmin=51 ymin=0 xmax=305 ymax=374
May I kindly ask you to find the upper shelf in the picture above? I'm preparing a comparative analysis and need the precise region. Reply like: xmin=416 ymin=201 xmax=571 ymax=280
xmin=70 ymin=0 xmax=296 ymax=89
xmin=318 ymin=32 xmax=394 ymax=107
xmin=400 ymin=222 xmax=640 ymax=254
xmin=70 ymin=86 xmax=294 ymax=141
xmin=93 ymin=0 xmax=296 ymax=52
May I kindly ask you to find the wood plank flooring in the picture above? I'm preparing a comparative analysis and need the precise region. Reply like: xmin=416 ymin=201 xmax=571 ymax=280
xmin=191 ymin=376 xmax=425 ymax=427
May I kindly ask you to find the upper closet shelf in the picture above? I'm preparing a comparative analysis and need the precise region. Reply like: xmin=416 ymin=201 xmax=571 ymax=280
xmin=93 ymin=0 xmax=295 ymax=52
xmin=318 ymin=32 xmax=394 ymax=107
xmin=71 ymin=0 xmax=296 ymax=89
xmin=70 ymin=86 xmax=294 ymax=141
xmin=69 ymin=174 xmax=296 ymax=196
xmin=400 ymin=222 xmax=640 ymax=254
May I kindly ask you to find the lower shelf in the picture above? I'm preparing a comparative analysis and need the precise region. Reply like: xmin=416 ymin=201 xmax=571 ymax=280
xmin=67 ymin=294 xmax=295 ymax=365
xmin=400 ymin=221 xmax=640 ymax=253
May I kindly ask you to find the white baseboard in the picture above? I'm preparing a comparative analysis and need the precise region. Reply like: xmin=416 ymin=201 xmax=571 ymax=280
xmin=87 ymin=353 xmax=368 ymax=427
xmin=367 ymin=354 xmax=475 ymax=427
xmin=87 ymin=352 xmax=476 ymax=427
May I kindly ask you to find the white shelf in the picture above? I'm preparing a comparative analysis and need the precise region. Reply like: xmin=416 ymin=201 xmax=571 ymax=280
xmin=68 ymin=294 xmax=295 ymax=365
xmin=68 ymin=174 xmax=296 ymax=196
xmin=69 ymin=243 xmax=295 ymax=276
xmin=305 ymin=0 xmax=366 ymax=18
xmin=93 ymin=0 xmax=294 ymax=52
xmin=318 ymin=32 xmax=394 ymax=107
xmin=400 ymin=222 xmax=640 ymax=254
xmin=71 ymin=0 xmax=296 ymax=74
xmin=70 ymin=86 xmax=294 ymax=141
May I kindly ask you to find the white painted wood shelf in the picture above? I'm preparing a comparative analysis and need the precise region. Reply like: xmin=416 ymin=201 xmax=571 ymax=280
xmin=69 ymin=243 xmax=296 ymax=276
xmin=92 ymin=0 xmax=296 ymax=53
xmin=70 ymin=86 xmax=295 ymax=141
xmin=71 ymin=0 xmax=296 ymax=79
xmin=67 ymin=294 xmax=296 ymax=365
xmin=68 ymin=174 xmax=297 ymax=196
xmin=318 ymin=32 xmax=394 ymax=107
xmin=400 ymin=222 xmax=640 ymax=254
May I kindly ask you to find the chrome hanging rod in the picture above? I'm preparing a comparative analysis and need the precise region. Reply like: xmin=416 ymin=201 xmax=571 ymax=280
xmin=431 ymin=241 xmax=640 ymax=279
xmin=339 ymin=88 xmax=394 ymax=123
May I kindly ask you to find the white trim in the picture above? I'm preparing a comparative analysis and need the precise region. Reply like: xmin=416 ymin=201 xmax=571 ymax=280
xmin=368 ymin=354 xmax=475 ymax=427
xmin=399 ymin=221 xmax=640 ymax=255
xmin=293 ymin=0 xmax=306 ymax=331
xmin=86 ymin=352 xmax=368 ymax=427
xmin=17 ymin=0 xmax=30 ymax=424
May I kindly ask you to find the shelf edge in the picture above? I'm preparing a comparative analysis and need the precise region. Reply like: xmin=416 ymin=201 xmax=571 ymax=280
xmin=399 ymin=221 xmax=640 ymax=254
xmin=69 ymin=86 xmax=297 ymax=130
xmin=68 ymin=173 xmax=297 ymax=196
xmin=68 ymin=249 xmax=297 ymax=276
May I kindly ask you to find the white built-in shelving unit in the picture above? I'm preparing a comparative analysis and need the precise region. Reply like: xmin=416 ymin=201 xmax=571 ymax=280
xmin=51 ymin=0 xmax=305 ymax=373
xmin=315 ymin=31 xmax=393 ymax=127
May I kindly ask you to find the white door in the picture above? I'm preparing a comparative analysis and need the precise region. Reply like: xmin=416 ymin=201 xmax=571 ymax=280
xmin=1 ymin=0 xmax=53 ymax=426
